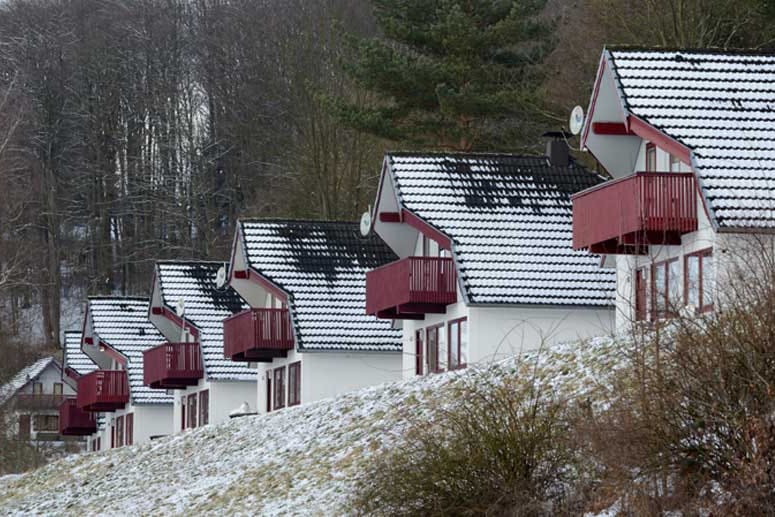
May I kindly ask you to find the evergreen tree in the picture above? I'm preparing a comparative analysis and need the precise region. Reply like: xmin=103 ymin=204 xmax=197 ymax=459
xmin=335 ymin=0 xmax=553 ymax=151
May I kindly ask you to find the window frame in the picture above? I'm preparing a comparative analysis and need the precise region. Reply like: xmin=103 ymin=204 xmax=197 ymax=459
xmin=32 ymin=382 xmax=43 ymax=394
xmin=447 ymin=317 xmax=468 ymax=370
xmin=651 ymin=258 xmax=680 ymax=320
xmin=635 ymin=267 xmax=648 ymax=321
xmin=415 ymin=329 xmax=424 ymax=375
xmin=199 ymin=390 xmax=209 ymax=426
xmin=180 ymin=396 xmax=186 ymax=431
xmin=288 ymin=362 xmax=301 ymax=407
xmin=187 ymin=393 xmax=198 ymax=429
xmin=266 ymin=374 xmax=272 ymax=413
xmin=53 ymin=382 xmax=63 ymax=395
xmin=426 ymin=324 xmax=443 ymax=373
xmin=273 ymin=366 xmax=286 ymax=410
xmin=125 ymin=413 xmax=133 ymax=445
xmin=116 ymin=415 xmax=124 ymax=447
xmin=669 ymin=153 xmax=681 ymax=172
xmin=684 ymin=248 xmax=714 ymax=313
xmin=645 ymin=142 xmax=657 ymax=172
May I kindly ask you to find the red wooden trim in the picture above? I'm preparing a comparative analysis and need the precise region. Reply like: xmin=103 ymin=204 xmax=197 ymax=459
xmin=415 ymin=329 xmax=424 ymax=376
xmin=378 ymin=211 xmax=401 ymax=223
xmin=234 ymin=270 xmax=248 ymax=279
xmin=401 ymin=209 xmax=451 ymax=250
xmin=645 ymin=142 xmax=657 ymax=172
xmin=628 ymin=115 xmax=691 ymax=164
xmin=592 ymin=122 xmax=632 ymax=135
xmin=273 ymin=366 xmax=286 ymax=409
xmin=64 ymin=367 xmax=81 ymax=382
xmin=151 ymin=307 xmax=163 ymax=315
xmin=98 ymin=341 xmax=128 ymax=366
xmin=265 ymin=375 xmax=272 ymax=413
xmin=287 ymin=361 xmax=301 ymax=407
xmin=426 ymin=324 xmax=443 ymax=373
xmin=156 ymin=307 xmax=200 ymax=339
xmin=581 ymin=53 xmax=610 ymax=148
xmin=180 ymin=395 xmax=186 ymax=430
xmin=684 ymin=247 xmax=714 ymax=312
xmin=243 ymin=269 xmax=288 ymax=303
xmin=84 ymin=337 xmax=94 ymax=345
xmin=447 ymin=317 xmax=468 ymax=370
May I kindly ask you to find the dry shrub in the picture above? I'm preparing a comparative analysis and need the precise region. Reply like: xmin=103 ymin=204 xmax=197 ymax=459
xmin=349 ymin=367 xmax=590 ymax=516
xmin=585 ymin=237 xmax=775 ymax=513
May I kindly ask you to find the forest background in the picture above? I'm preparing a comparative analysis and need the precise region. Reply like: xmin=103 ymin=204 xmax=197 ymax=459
xmin=1 ymin=0 xmax=774 ymax=377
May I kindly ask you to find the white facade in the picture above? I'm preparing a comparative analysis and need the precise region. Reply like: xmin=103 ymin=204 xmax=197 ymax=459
xmin=395 ymin=233 xmax=614 ymax=378
xmin=170 ymin=378 xmax=257 ymax=431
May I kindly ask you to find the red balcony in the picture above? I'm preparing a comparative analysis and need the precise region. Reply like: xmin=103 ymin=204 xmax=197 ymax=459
xmin=366 ymin=257 xmax=457 ymax=320
xmin=76 ymin=370 xmax=129 ymax=412
xmin=224 ymin=308 xmax=294 ymax=362
xmin=572 ymin=172 xmax=697 ymax=254
xmin=143 ymin=342 xmax=203 ymax=389
xmin=59 ymin=398 xmax=97 ymax=436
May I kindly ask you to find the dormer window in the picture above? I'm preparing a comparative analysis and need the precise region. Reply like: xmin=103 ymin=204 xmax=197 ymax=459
xmin=669 ymin=153 xmax=681 ymax=173
xmin=645 ymin=143 xmax=657 ymax=172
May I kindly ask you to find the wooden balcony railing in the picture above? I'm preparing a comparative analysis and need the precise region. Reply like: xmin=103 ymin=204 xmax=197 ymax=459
xmin=143 ymin=342 xmax=203 ymax=389
xmin=572 ymin=172 xmax=697 ymax=254
xmin=76 ymin=370 xmax=129 ymax=412
xmin=59 ymin=398 xmax=97 ymax=436
xmin=224 ymin=308 xmax=294 ymax=362
xmin=15 ymin=394 xmax=67 ymax=410
xmin=366 ymin=256 xmax=457 ymax=320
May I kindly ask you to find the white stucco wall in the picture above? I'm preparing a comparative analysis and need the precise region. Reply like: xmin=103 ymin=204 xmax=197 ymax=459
xmin=172 ymin=378 xmax=257 ymax=431
xmin=108 ymin=403 xmax=173 ymax=446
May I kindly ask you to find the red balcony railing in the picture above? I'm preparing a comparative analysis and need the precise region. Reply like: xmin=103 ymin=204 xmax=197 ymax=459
xmin=366 ymin=256 xmax=457 ymax=320
xmin=143 ymin=342 xmax=203 ymax=389
xmin=76 ymin=370 xmax=129 ymax=412
xmin=59 ymin=398 xmax=97 ymax=436
xmin=16 ymin=394 xmax=66 ymax=410
xmin=572 ymin=172 xmax=697 ymax=254
xmin=224 ymin=308 xmax=294 ymax=362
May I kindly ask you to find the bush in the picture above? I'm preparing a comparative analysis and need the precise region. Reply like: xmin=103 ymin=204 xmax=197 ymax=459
xmin=349 ymin=368 xmax=588 ymax=516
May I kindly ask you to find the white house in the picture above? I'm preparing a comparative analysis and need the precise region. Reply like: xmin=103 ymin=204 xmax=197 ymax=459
xmin=61 ymin=330 xmax=105 ymax=451
xmin=146 ymin=261 xmax=256 ymax=430
xmin=80 ymin=297 xmax=173 ymax=448
xmin=576 ymin=47 xmax=775 ymax=329
xmin=368 ymin=151 xmax=616 ymax=378
xmin=0 ymin=357 xmax=77 ymax=444
xmin=227 ymin=219 xmax=403 ymax=413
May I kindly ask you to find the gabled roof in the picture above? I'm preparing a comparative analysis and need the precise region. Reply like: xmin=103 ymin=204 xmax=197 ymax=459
xmin=64 ymin=330 xmax=97 ymax=376
xmin=0 ymin=357 xmax=58 ymax=405
xmin=154 ymin=261 xmax=253 ymax=381
xmin=86 ymin=297 xmax=171 ymax=405
xmin=604 ymin=47 xmax=775 ymax=229
xmin=383 ymin=152 xmax=616 ymax=306
xmin=238 ymin=220 xmax=403 ymax=352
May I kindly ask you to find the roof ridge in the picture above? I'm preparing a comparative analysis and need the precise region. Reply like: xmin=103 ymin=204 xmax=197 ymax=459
xmin=88 ymin=296 xmax=149 ymax=301
xmin=606 ymin=45 xmax=775 ymax=56
xmin=387 ymin=150 xmax=553 ymax=159
xmin=239 ymin=218 xmax=359 ymax=226
xmin=156 ymin=260 xmax=228 ymax=266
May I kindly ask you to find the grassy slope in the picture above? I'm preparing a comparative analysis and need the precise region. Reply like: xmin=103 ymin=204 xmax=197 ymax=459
xmin=0 ymin=336 xmax=626 ymax=516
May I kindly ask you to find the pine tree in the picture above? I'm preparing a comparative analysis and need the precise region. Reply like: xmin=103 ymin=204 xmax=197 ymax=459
xmin=335 ymin=0 xmax=553 ymax=151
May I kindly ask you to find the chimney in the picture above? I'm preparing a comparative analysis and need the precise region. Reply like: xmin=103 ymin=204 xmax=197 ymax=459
xmin=542 ymin=131 xmax=571 ymax=167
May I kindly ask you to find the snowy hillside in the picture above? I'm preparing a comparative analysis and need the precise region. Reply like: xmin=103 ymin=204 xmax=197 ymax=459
xmin=0 ymin=336 xmax=627 ymax=515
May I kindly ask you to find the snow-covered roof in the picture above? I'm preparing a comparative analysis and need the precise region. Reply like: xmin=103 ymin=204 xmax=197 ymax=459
xmin=63 ymin=330 xmax=97 ymax=376
xmin=384 ymin=152 xmax=616 ymax=306
xmin=0 ymin=357 xmax=58 ymax=405
xmin=606 ymin=47 xmax=775 ymax=229
xmin=154 ymin=261 xmax=253 ymax=381
xmin=238 ymin=220 xmax=403 ymax=352
xmin=86 ymin=297 xmax=171 ymax=405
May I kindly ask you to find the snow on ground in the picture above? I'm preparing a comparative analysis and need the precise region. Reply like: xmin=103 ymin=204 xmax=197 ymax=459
xmin=0 ymin=335 xmax=629 ymax=516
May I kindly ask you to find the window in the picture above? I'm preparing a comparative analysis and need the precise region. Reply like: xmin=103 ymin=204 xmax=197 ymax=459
xmin=288 ymin=362 xmax=301 ymax=406
xmin=266 ymin=375 xmax=272 ymax=413
xmin=199 ymin=390 xmax=209 ymax=426
xmin=274 ymin=367 xmax=286 ymax=409
xmin=448 ymin=318 xmax=468 ymax=370
xmin=32 ymin=382 xmax=43 ymax=394
xmin=426 ymin=326 xmax=439 ymax=373
xmin=685 ymin=249 xmax=713 ymax=313
xmin=97 ymin=437 xmax=101 ymax=451
xmin=18 ymin=414 xmax=30 ymax=439
xmin=415 ymin=329 xmax=424 ymax=375
xmin=669 ymin=154 xmax=681 ymax=172
xmin=53 ymin=383 xmax=63 ymax=395
xmin=635 ymin=268 xmax=648 ymax=321
xmin=187 ymin=393 xmax=198 ymax=428
xmin=126 ymin=413 xmax=133 ymax=445
xmin=91 ymin=439 xmax=97 ymax=451
xmin=652 ymin=258 xmax=680 ymax=319
xmin=116 ymin=416 xmax=124 ymax=447
xmin=34 ymin=414 xmax=58 ymax=432
xmin=180 ymin=396 xmax=186 ymax=431
xmin=645 ymin=143 xmax=657 ymax=172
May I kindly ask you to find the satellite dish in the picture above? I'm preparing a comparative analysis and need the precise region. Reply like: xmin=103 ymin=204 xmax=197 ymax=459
xmin=359 ymin=209 xmax=372 ymax=237
xmin=175 ymin=299 xmax=185 ymax=318
xmin=215 ymin=266 xmax=227 ymax=289
xmin=569 ymin=105 xmax=584 ymax=135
